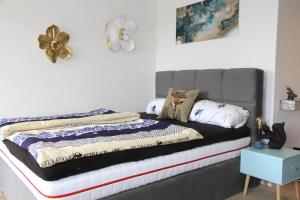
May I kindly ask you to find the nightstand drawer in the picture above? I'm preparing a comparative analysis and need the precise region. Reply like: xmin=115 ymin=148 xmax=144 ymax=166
xmin=282 ymin=155 xmax=300 ymax=184
xmin=241 ymin=149 xmax=283 ymax=184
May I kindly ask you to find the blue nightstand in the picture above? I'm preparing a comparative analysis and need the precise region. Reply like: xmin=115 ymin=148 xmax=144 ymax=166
xmin=240 ymin=147 xmax=300 ymax=200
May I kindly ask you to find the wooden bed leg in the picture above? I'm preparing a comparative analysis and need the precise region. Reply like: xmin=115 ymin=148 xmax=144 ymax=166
xmin=243 ymin=175 xmax=250 ymax=196
xmin=276 ymin=184 xmax=281 ymax=200
xmin=295 ymin=181 xmax=299 ymax=200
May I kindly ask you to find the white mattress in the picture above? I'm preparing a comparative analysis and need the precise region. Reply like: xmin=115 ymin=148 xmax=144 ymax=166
xmin=0 ymin=137 xmax=251 ymax=200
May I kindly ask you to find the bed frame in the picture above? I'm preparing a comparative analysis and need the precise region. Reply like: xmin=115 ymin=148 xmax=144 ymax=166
xmin=0 ymin=68 xmax=263 ymax=200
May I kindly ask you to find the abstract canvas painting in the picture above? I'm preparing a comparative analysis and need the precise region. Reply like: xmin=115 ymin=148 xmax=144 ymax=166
xmin=176 ymin=0 xmax=239 ymax=44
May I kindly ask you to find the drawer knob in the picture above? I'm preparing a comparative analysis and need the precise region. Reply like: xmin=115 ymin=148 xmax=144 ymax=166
xmin=291 ymin=166 xmax=299 ymax=171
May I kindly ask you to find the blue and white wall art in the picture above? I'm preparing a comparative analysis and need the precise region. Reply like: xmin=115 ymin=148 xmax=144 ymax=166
xmin=176 ymin=0 xmax=239 ymax=44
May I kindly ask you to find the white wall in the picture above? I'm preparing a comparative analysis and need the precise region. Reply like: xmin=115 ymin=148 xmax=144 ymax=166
xmin=156 ymin=0 xmax=279 ymax=124
xmin=274 ymin=0 xmax=300 ymax=148
xmin=0 ymin=0 xmax=156 ymax=117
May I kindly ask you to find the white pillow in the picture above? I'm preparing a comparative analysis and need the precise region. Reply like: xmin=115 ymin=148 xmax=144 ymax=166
xmin=146 ymin=98 xmax=166 ymax=115
xmin=189 ymin=100 xmax=250 ymax=128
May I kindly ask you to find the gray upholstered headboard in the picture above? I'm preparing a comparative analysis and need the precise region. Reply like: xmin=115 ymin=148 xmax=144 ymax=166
xmin=155 ymin=68 xmax=264 ymax=143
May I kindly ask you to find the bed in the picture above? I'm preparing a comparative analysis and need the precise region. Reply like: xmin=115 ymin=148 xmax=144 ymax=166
xmin=0 ymin=68 xmax=264 ymax=200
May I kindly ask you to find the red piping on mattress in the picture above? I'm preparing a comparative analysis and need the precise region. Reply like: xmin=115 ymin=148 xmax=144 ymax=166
xmin=0 ymin=145 xmax=248 ymax=199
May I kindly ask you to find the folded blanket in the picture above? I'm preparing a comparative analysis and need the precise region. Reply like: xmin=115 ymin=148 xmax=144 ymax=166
xmin=1 ymin=109 xmax=203 ymax=168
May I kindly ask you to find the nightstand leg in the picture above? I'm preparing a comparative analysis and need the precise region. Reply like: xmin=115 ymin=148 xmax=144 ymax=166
xmin=295 ymin=181 xmax=299 ymax=200
xmin=276 ymin=184 xmax=281 ymax=200
xmin=243 ymin=175 xmax=250 ymax=196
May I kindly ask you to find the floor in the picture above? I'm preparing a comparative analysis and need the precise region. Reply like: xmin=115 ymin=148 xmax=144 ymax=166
xmin=227 ymin=182 xmax=298 ymax=200
xmin=0 ymin=183 xmax=297 ymax=200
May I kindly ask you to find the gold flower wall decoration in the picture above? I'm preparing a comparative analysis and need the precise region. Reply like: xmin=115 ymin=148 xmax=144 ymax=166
xmin=38 ymin=25 xmax=72 ymax=63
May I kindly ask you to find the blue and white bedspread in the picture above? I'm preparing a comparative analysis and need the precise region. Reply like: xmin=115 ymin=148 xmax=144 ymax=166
xmin=0 ymin=108 xmax=203 ymax=168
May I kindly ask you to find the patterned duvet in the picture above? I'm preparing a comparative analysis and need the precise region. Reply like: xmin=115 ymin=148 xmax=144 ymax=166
xmin=0 ymin=108 xmax=203 ymax=168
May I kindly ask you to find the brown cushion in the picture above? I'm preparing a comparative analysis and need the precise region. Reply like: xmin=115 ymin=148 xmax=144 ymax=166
xmin=158 ymin=88 xmax=199 ymax=122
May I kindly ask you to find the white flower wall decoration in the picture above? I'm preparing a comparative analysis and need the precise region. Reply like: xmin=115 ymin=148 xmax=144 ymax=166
xmin=105 ymin=15 xmax=137 ymax=52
